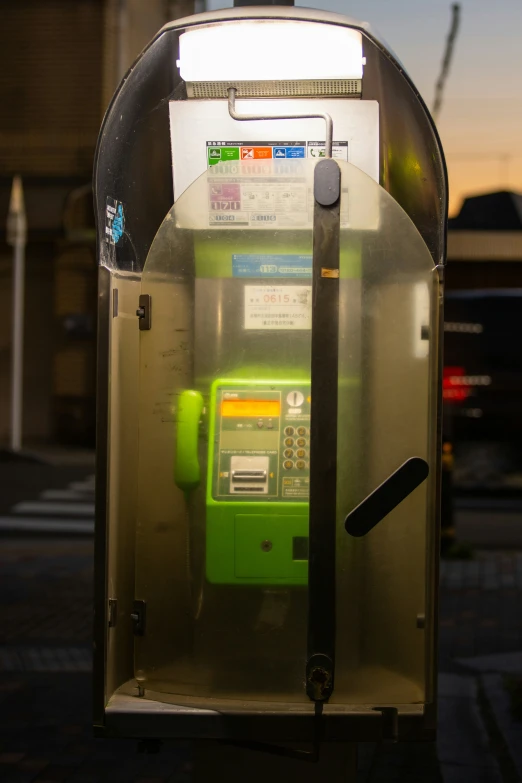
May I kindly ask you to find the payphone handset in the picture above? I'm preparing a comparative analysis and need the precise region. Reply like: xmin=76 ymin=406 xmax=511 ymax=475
xmin=176 ymin=379 xmax=311 ymax=586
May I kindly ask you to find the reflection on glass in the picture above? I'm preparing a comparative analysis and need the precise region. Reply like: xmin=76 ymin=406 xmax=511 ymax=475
xmin=133 ymin=159 xmax=438 ymax=709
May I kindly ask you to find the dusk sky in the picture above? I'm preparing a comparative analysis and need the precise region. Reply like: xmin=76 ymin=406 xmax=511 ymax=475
xmin=206 ymin=0 xmax=522 ymax=215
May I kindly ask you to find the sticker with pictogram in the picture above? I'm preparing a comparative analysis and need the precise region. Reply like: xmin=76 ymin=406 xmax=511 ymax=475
xmin=209 ymin=183 xmax=241 ymax=212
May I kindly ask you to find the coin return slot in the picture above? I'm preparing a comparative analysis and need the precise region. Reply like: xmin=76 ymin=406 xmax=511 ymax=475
xmin=293 ymin=536 xmax=309 ymax=561
xmin=233 ymin=486 xmax=265 ymax=492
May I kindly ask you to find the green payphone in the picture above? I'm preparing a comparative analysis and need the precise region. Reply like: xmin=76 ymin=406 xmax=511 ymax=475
xmin=176 ymin=379 xmax=311 ymax=584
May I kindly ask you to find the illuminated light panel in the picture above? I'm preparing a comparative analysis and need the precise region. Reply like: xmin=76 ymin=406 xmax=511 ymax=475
xmin=178 ymin=21 xmax=363 ymax=83
xmin=221 ymin=399 xmax=281 ymax=418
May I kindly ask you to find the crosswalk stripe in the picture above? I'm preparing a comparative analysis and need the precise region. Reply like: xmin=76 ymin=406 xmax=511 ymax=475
xmin=0 ymin=517 xmax=94 ymax=534
xmin=0 ymin=646 xmax=92 ymax=672
xmin=69 ymin=481 xmax=96 ymax=493
xmin=41 ymin=489 xmax=93 ymax=501
xmin=0 ymin=475 xmax=95 ymax=537
xmin=12 ymin=501 xmax=95 ymax=516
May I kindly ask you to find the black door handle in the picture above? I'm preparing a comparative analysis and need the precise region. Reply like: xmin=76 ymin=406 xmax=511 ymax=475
xmin=345 ymin=457 xmax=429 ymax=537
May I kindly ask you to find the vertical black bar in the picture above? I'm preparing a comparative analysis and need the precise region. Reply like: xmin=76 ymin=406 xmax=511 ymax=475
xmin=306 ymin=159 xmax=341 ymax=702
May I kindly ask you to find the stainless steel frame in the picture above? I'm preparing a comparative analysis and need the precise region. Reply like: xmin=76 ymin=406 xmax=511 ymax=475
xmin=93 ymin=6 xmax=447 ymax=742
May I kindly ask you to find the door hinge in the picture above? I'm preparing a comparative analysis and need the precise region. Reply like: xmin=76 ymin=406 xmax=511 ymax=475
xmin=131 ymin=599 xmax=146 ymax=636
xmin=136 ymin=294 xmax=151 ymax=330
xmin=108 ymin=598 xmax=118 ymax=628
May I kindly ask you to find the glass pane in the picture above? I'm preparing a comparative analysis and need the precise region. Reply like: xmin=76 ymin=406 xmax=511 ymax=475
xmin=135 ymin=159 xmax=315 ymax=706
xmin=333 ymin=160 xmax=438 ymax=705
xmin=133 ymin=158 xmax=438 ymax=709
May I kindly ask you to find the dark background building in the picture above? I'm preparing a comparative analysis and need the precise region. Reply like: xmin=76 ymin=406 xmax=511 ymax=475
xmin=445 ymin=191 xmax=522 ymax=490
xmin=0 ymin=0 xmax=190 ymax=449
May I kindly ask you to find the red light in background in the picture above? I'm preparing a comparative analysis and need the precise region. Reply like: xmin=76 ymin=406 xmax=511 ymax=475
xmin=443 ymin=366 xmax=471 ymax=402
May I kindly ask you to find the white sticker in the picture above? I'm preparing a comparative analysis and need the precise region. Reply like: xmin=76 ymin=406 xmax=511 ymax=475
xmin=307 ymin=140 xmax=349 ymax=160
xmin=208 ymin=177 xmax=308 ymax=228
xmin=244 ymin=286 xmax=311 ymax=330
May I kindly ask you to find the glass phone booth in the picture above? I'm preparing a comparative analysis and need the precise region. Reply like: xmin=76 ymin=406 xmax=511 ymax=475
xmin=93 ymin=6 xmax=447 ymax=749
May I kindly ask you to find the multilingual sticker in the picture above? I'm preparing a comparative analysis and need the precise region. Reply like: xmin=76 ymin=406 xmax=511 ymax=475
xmin=244 ymin=285 xmax=312 ymax=330
xmin=207 ymin=140 xmax=306 ymax=166
xmin=206 ymin=140 xmax=348 ymax=166
xmin=105 ymin=197 xmax=125 ymax=245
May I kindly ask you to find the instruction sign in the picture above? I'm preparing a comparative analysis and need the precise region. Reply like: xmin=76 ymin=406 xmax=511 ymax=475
xmin=207 ymin=140 xmax=347 ymax=167
xmin=244 ymin=285 xmax=312 ymax=330
xmin=208 ymin=174 xmax=309 ymax=227
xmin=207 ymin=141 xmax=306 ymax=166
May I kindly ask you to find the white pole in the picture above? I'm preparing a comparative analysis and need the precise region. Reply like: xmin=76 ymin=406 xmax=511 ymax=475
xmin=6 ymin=176 xmax=27 ymax=452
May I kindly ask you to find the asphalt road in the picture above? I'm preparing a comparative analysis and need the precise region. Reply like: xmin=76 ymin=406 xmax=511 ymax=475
xmin=456 ymin=497 xmax=522 ymax=549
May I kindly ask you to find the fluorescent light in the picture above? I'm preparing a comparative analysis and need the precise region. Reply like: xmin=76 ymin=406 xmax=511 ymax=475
xmin=178 ymin=21 xmax=363 ymax=83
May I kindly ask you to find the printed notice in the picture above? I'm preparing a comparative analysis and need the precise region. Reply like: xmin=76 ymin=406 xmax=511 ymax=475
xmin=244 ymin=286 xmax=311 ymax=330
xmin=282 ymin=477 xmax=309 ymax=498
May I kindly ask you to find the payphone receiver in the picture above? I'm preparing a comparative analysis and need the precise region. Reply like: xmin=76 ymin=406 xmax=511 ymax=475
xmin=175 ymin=379 xmax=311 ymax=586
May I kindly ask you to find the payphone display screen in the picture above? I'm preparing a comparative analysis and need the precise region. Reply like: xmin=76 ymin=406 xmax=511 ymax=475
xmin=211 ymin=383 xmax=311 ymax=501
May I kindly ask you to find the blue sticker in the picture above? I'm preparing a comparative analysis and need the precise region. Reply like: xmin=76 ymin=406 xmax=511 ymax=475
xmin=271 ymin=146 xmax=305 ymax=159
xmin=232 ymin=254 xmax=312 ymax=278
xmin=285 ymin=146 xmax=305 ymax=158
xmin=105 ymin=197 xmax=125 ymax=245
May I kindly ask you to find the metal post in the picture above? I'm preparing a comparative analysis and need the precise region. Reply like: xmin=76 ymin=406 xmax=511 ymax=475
xmin=6 ymin=176 xmax=27 ymax=452
xmin=227 ymin=88 xmax=334 ymax=159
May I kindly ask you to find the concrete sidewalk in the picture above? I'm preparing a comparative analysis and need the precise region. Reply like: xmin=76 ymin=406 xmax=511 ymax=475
xmin=1 ymin=535 xmax=521 ymax=781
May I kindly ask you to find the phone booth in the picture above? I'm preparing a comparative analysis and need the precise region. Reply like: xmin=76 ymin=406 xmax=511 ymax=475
xmin=93 ymin=4 xmax=447 ymax=776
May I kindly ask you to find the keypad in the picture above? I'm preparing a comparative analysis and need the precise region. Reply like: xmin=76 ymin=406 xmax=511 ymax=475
xmin=280 ymin=390 xmax=310 ymax=477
